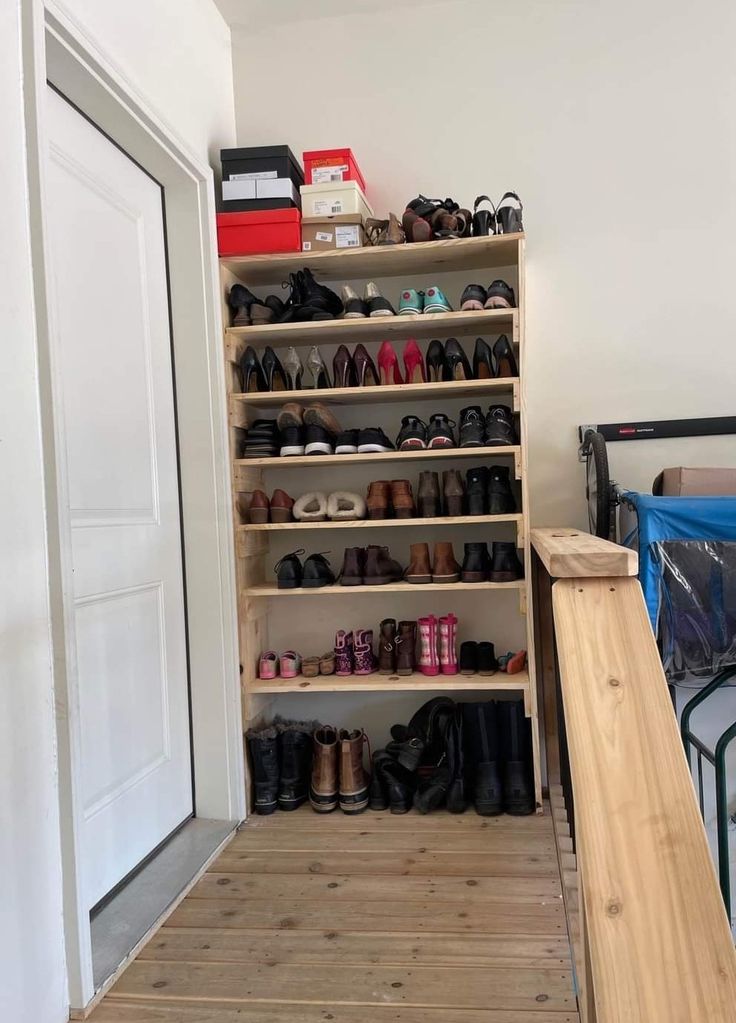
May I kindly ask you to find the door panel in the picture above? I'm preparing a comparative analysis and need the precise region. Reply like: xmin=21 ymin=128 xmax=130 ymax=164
xmin=45 ymin=87 xmax=192 ymax=910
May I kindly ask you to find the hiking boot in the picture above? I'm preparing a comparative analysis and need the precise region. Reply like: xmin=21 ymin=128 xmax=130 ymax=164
xmin=462 ymin=701 xmax=502 ymax=816
xmin=396 ymin=415 xmax=427 ymax=451
xmin=395 ymin=620 xmax=417 ymax=675
xmin=367 ymin=481 xmax=391 ymax=520
xmin=459 ymin=406 xmax=486 ymax=448
xmin=339 ymin=547 xmax=365 ymax=586
xmin=339 ymin=729 xmax=370 ymax=813
xmin=278 ymin=720 xmax=314 ymax=810
xmin=484 ymin=279 xmax=516 ymax=308
xmin=417 ymin=471 xmax=441 ymax=517
xmin=461 ymin=542 xmax=491 ymax=583
xmin=466 ymin=466 xmax=490 ymax=516
xmin=302 ymin=552 xmax=336 ymax=588
xmin=490 ymin=542 xmax=524 ymax=582
xmin=485 ymin=405 xmax=518 ymax=446
xmin=397 ymin=287 xmax=424 ymax=316
xmin=499 ymin=699 xmax=534 ymax=815
xmin=390 ymin=479 xmax=415 ymax=517
xmin=246 ymin=724 xmax=279 ymax=815
xmin=358 ymin=427 xmax=395 ymax=453
xmin=442 ymin=470 xmax=465 ymax=516
xmin=378 ymin=619 xmax=397 ymax=674
xmin=427 ymin=413 xmax=456 ymax=448
xmin=423 ymin=285 xmax=452 ymax=313
xmin=310 ymin=726 xmax=339 ymax=813
xmin=301 ymin=267 xmax=344 ymax=318
xmin=433 ymin=542 xmax=461 ymax=583
xmin=363 ymin=545 xmax=403 ymax=584
xmin=488 ymin=465 xmax=516 ymax=514
xmin=405 ymin=542 xmax=432 ymax=584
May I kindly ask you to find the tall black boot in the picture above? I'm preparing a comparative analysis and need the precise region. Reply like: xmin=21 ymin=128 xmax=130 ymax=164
xmin=277 ymin=718 xmax=316 ymax=811
xmin=499 ymin=699 xmax=535 ymax=815
xmin=246 ymin=725 xmax=280 ymax=815
xmin=461 ymin=701 xmax=502 ymax=815
xmin=446 ymin=706 xmax=467 ymax=813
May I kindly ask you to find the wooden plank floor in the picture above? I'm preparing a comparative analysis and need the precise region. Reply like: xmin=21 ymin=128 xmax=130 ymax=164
xmin=91 ymin=805 xmax=580 ymax=1023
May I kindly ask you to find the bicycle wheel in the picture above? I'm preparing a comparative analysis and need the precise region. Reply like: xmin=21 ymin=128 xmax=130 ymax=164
xmin=583 ymin=430 xmax=612 ymax=539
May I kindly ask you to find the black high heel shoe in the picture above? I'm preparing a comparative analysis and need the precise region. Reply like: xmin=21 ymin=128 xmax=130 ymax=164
xmin=262 ymin=346 xmax=286 ymax=391
xmin=495 ymin=192 xmax=523 ymax=234
xmin=228 ymin=283 xmax=260 ymax=326
xmin=472 ymin=196 xmax=496 ymax=237
xmin=239 ymin=345 xmax=267 ymax=392
xmin=426 ymin=339 xmax=447 ymax=382
xmin=333 ymin=344 xmax=358 ymax=388
xmin=473 ymin=338 xmax=495 ymax=380
xmin=443 ymin=339 xmax=472 ymax=381
xmin=493 ymin=335 xmax=519 ymax=378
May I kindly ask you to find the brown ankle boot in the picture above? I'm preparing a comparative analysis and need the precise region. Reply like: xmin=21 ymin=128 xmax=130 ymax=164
xmin=310 ymin=726 xmax=338 ymax=813
xmin=366 ymin=481 xmax=391 ymax=519
xmin=390 ymin=479 xmax=415 ymax=518
xmin=405 ymin=542 xmax=432 ymax=584
xmin=363 ymin=545 xmax=403 ymax=584
xmin=432 ymin=541 xmax=461 ymax=583
xmin=339 ymin=729 xmax=369 ymax=813
xmin=378 ymin=618 xmax=397 ymax=674
xmin=417 ymin=471 xmax=441 ymax=517
xmin=340 ymin=547 xmax=365 ymax=586
xmin=396 ymin=621 xmax=417 ymax=675
xmin=442 ymin=470 xmax=465 ymax=516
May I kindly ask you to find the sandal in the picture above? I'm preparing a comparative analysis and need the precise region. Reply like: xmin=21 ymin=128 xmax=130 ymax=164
xmin=365 ymin=214 xmax=405 ymax=246
xmin=495 ymin=192 xmax=524 ymax=234
xmin=472 ymin=195 xmax=497 ymax=237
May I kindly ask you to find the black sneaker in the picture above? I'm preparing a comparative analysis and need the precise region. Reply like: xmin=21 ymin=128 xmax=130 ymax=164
xmin=304 ymin=423 xmax=334 ymax=455
xmin=427 ymin=413 xmax=456 ymax=448
xmin=488 ymin=465 xmax=516 ymax=514
xmin=485 ymin=405 xmax=517 ymax=446
xmin=459 ymin=406 xmax=485 ymax=447
xmin=460 ymin=284 xmax=487 ymax=311
xmin=357 ymin=427 xmax=395 ymax=453
xmin=335 ymin=428 xmax=359 ymax=454
xmin=279 ymin=425 xmax=305 ymax=456
xmin=484 ymin=279 xmax=516 ymax=309
xmin=365 ymin=282 xmax=396 ymax=317
xmin=396 ymin=415 xmax=427 ymax=450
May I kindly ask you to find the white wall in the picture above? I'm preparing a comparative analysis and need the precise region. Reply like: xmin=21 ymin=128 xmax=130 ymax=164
xmin=1 ymin=2 xmax=235 ymax=1019
xmin=229 ymin=0 xmax=736 ymax=528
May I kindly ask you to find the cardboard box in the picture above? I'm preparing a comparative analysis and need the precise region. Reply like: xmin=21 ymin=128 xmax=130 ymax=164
xmin=653 ymin=466 xmax=736 ymax=496
xmin=301 ymin=214 xmax=365 ymax=252
xmin=299 ymin=180 xmax=373 ymax=220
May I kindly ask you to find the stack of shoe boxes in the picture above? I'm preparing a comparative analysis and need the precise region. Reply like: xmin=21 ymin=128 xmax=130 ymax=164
xmin=216 ymin=145 xmax=304 ymax=256
xmin=300 ymin=148 xmax=371 ymax=252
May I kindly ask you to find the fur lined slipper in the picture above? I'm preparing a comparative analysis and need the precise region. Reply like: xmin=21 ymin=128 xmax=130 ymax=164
xmin=294 ymin=492 xmax=328 ymax=521
xmin=327 ymin=491 xmax=366 ymax=520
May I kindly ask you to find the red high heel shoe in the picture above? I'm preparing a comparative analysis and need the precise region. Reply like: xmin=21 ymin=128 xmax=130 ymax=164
xmin=377 ymin=341 xmax=404 ymax=385
xmin=403 ymin=339 xmax=426 ymax=384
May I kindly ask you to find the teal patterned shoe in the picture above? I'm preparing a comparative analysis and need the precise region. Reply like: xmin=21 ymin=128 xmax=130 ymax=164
xmin=397 ymin=287 xmax=424 ymax=316
xmin=423 ymin=285 xmax=452 ymax=314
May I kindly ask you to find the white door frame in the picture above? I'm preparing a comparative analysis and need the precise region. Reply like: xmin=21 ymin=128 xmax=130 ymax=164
xmin=20 ymin=0 xmax=244 ymax=1008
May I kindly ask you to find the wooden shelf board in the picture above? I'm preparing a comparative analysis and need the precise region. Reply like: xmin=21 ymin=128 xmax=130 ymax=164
xmin=221 ymin=233 xmax=524 ymax=285
xmin=249 ymin=668 xmax=530 ymax=694
xmin=244 ymin=580 xmax=525 ymax=598
xmin=224 ymin=308 xmax=516 ymax=350
xmin=235 ymin=444 xmax=521 ymax=470
xmin=240 ymin=513 xmax=522 ymax=533
xmin=231 ymin=376 xmax=518 ymax=409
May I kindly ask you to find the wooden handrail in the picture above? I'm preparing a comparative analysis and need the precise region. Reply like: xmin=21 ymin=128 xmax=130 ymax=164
xmin=531 ymin=527 xmax=638 ymax=578
xmin=531 ymin=529 xmax=736 ymax=1022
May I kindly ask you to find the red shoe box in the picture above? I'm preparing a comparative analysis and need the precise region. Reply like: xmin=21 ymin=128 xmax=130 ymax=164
xmin=302 ymin=148 xmax=366 ymax=192
xmin=216 ymin=209 xmax=301 ymax=256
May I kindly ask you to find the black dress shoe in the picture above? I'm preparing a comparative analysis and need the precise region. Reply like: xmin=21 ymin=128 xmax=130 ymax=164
xmin=459 ymin=406 xmax=485 ymax=448
xmin=262 ymin=346 xmax=286 ymax=391
xmin=358 ymin=427 xmax=395 ymax=453
xmin=304 ymin=424 xmax=334 ymax=455
xmin=275 ymin=549 xmax=304 ymax=588
xmin=488 ymin=465 xmax=516 ymax=514
xmin=461 ymin=542 xmax=491 ymax=582
xmin=490 ymin=541 xmax=524 ymax=582
xmin=493 ymin=335 xmax=519 ymax=378
xmin=466 ymin=466 xmax=490 ymax=515
xmin=279 ymin=425 xmax=305 ymax=456
xmin=443 ymin=338 xmax=472 ymax=381
xmin=425 ymin=339 xmax=447 ymax=382
xmin=335 ymin=429 xmax=359 ymax=454
xmin=473 ymin=338 xmax=495 ymax=379
xmin=239 ymin=346 xmax=268 ymax=393
xmin=302 ymin=553 xmax=336 ymax=588
xmin=396 ymin=415 xmax=427 ymax=450
xmin=427 ymin=413 xmax=456 ymax=448
xmin=460 ymin=642 xmax=478 ymax=675
xmin=477 ymin=642 xmax=498 ymax=675
xmin=485 ymin=405 xmax=518 ymax=446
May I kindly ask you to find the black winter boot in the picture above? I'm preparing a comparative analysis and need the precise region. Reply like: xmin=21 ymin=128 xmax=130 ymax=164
xmin=380 ymin=758 xmax=417 ymax=814
xmin=369 ymin=751 xmax=390 ymax=810
xmin=414 ymin=766 xmax=449 ymax=814
xmin=277 ymin=718 xmax=317 ymax=810
xmin=461 ymin=701 xmax=503 ymax=815
xmin=499 ymin=700 xmax=535 ymax=815
xmin=446 ymin=707 xmax=467 ymax=813
xmin=246 ymin=725 xmax=280 ymax=815
xmin=487 ymin=465 xmax=517 ymax=514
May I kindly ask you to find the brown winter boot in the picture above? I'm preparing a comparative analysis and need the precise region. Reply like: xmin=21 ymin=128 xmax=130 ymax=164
xmin=405 ymin=542 xmax=432 ymax=584
xmin=363 ymin=545 xmax=403 ymax=584
xmin=367 ymin=481 xmax=391 ymax=519
xmin=442 ymin=470 xmax=465 ymax=516
xmin=378 ymin=618 xmax=397 ymax=674
xmin=396 ymin=621 xmax=417 ymax=675
xmin=339 ymin=729 xmax=369 ymax=813
xmin=390 ymin=479 xmax=415 ymax=518
xmin=310 ymin=726 xmax=338 ymax=813
xmin=433 ymin=541 xmax=461 ymax=583
xmin=417 ymin=471 xmax=441 ymax=517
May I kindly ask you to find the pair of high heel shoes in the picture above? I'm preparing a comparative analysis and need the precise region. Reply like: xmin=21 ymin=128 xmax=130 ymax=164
xmin=426 ymin=336 xmax=518 ymax=382
xmin=334 ymin=340 xmax=425 ymax=388
xmin=472 ymin=193 xmax=524 ymax=236
xmin=239 ymin=345 xmax=330 ymax=392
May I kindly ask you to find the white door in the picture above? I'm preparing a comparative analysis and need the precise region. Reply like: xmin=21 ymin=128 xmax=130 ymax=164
xmin=45 ymin=87 xmax=193 ymax=910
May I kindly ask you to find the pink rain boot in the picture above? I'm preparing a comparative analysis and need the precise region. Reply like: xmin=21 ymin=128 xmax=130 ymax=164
xmin=418 ymin=615 xmax=440 ymax=676
xmin=353 ymin=629 xmax=377 ymax=675
xmin=335 ymin=630 xmax=354 ymax=676
xmin=439 ymin=614 xmax=458 ymax=675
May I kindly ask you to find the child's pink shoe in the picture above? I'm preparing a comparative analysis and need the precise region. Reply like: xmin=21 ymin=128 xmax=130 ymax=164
xmin=258 ymin=651 xmax=279 ymax=679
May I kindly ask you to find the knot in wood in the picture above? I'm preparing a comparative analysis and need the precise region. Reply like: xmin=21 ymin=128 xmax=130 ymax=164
xmin=606 ymin=898 xmax=622 ymax=917
xmin=608 ymin=677 xmax=621 ymax=688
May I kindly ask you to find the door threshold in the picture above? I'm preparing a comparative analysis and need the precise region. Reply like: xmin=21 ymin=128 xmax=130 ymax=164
xmin=76 ymin=818 xmax=236 ymax=1016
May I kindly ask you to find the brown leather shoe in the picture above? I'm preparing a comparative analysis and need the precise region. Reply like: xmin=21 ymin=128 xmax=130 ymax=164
xmin=390 ymin=479 xmax=415 ymax=518
xmin=417 ymin=471 xmax=441 ymax=517
xmin=405 ymin=542 xmax=432 ymax=584
xmin=396 ymin=621 xmax=417 ymax=675
xmin=340 ymin=547 xmax=365 ymax=586
xmin=270 ymin=488 xmax=294 ymax=523
xmin=310 ymin=726 xmax=338 ymax=813
xmin=364 ymin=545 xmax=403 ymax=584
xmin=367 ymin=481 xmax=391 ymax=520
xmin=249 ymin=490 xmax=270 ymax=523
xmin=433 ymin=541 xmax=461 ymax=583
xmin=339 ymin=729 xmax=370 ymax=813
xmin=442 ymin=470 xmax=465 ymax=516
xmin=378 ymin=618 xmax=397 ymax=674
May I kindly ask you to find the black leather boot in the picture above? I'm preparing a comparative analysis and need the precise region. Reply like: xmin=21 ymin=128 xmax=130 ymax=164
xmin=488 ymin=465 xmax=516 ymax=514
xmin=381 ymin=758 xmax=417 ymax=814
xmin=278 ymin=721 xmax=314 ymax=810
xmin=490 ymin=542 xmax=524 ymax=582
xmin=466 ymin=467 xmax=490 ymax=516
xmin=446 ymin=707 xmax=467 ymax=813
xmin=414 ymin=766 xmax=449 ymax=814
xmin=461 ymin=542 xmax=491 ymax=582
xmin=459 ymin=406 xmax=486 ymax=448
xmin=246 ymin=725 xmax=280 ymax=814
xmin=499 ymin=699 xmax=534 ymax=815
xmin=369 ymin=751 xmax=390 ymax=810
xmin=462 ymin=701 xmax=503 ymax=816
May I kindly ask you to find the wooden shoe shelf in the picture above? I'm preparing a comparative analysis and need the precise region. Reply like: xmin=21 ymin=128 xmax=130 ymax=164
xmin=219 ymin=232 xmax=542 ymax=811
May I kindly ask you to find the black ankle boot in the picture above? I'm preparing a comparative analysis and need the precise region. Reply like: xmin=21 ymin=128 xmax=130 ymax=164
xmin=278 ymin=720 xmax=314 ymax=810
xmin=466 ymin=467 xmax=490 ymax=516
xmin=301 ymin=268 xmax=344 ymax=318
xmin=461 ymin=542 xmax=491 ymax=582
xmin=490 ymin=542 xmax=524 ymax=582
xmin=499 ymin=700 xmax=534 ymax=815
xmin=487 ymin=465 xmax=516 ymax=514
xmin=414 ymin=766 xmax=449 ymax=814
xmin=246 ymin=725 xmax=280 ymax=814
xmin=380 ymin=758 xmax=417 ymax=814
xmin=462 ymin=701 xmax=503 ymax=816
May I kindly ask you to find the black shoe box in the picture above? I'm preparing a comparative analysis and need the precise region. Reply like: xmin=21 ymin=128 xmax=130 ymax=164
xmin=220 ymin=145 xmax=304 ymax=213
